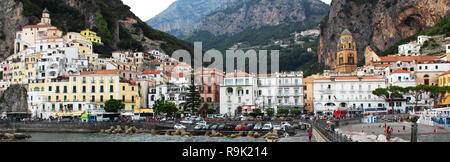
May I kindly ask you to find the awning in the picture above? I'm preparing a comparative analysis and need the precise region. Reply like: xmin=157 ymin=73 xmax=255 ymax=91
xmin=134 ymin=109 xmax=154 ymax=113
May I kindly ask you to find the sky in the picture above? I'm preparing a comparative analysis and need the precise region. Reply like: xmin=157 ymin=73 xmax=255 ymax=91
xmin=122 ymin=0 xmax=331 ymax=21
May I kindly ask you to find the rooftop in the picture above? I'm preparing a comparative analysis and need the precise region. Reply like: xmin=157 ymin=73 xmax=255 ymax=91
xmin=392 ymin=69 xmax=409 ymax=73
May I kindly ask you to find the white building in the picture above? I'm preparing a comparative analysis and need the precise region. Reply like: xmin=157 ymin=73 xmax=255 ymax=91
xmin=446 ymin=43 xmax=450 ymax=54
xmin=398 ymin=42 xmax=421 ymax=56
xmin=274 ymin=71 xmax=304 ymax=112
xmin=417 ymin=35 xmax=432 ymax=45
xmin=313 ymin=76 xmax=387 ymax=115
xmin=387 ymin=69 xmax=416 ymax=88
xmin=220 ymin=72 xmax=258 ymax=116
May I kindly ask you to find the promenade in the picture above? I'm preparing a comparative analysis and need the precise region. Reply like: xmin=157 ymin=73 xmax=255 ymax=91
xmin=337 ymin=122 xmax=450 ymax=142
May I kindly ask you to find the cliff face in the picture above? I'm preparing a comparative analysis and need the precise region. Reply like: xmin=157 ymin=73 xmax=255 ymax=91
xmin=0 ymin=85 xmax=28 ymax=113
xmin=318 ymin=0 xmax=450 ymax=68
xmin=196 ymin=0 xmax=329 ymax=36
xmin=0 ymin=0 xmax=28 ymax=59
xmin=146 ymin=0 xmax=236 ymax=37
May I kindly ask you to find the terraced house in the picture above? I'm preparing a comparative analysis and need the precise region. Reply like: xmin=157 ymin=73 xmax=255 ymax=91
xmin=27 ymin=70 xmax=140 ymax=119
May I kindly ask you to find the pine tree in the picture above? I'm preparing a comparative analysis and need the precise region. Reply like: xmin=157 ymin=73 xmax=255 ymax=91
xmin=185 ymin=75 xmax=202 ymax=114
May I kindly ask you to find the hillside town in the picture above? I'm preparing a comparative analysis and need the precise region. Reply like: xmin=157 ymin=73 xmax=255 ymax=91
xmin=0 ymin=9 xmax=449 ymax=127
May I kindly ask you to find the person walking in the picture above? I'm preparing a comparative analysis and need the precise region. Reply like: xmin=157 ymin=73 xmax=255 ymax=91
xmin=308 ymin=130 xmax=312 ymax=142
xmin=386 ymin=126 xmax=392 ymax=142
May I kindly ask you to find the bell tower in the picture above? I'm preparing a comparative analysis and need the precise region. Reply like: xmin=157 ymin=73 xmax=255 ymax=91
xmin=335 ymin=29 xmax=357 ymax=73
xmin=39 ymin=8 xmax=51 ymax=25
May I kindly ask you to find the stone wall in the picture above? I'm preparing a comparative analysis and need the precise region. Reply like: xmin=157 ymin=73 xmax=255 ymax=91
xmin=0 ymin=121 xmax=164 ymax=133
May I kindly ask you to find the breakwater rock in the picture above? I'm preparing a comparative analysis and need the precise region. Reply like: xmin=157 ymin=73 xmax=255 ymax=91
xmin=0 ymin=133 xmax=31 ymax=140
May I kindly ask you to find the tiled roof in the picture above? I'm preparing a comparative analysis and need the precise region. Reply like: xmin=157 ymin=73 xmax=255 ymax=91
xmin=315 ymin=76 xmax=384 ymax=81
xmin=392 ymin=69 xmax=409 ymax=73
xmin=440 ymin=70 xmax=450 ymax=76
xmin=143 ymin=70 xmax=162 ymax=74
xmin=23 ymin=24 xmax=52 ymax=28
xmin=378 ymin=56 xmax=438 ymax=62
xmin=225 ymin=72 xmax=252 ymax=78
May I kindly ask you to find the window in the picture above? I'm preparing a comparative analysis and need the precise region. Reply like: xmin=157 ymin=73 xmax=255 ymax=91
xmin=82 ymin=86 xmax=86 ymax=93
xmin=110 ymin=85 xmax=114 ymax=92
xmin=100 ymin=95 xmax=103 ymax=102
xmin=63 ymin=86 xmax=67 ymax=93
xmin=91 ymin=96 xmax=95 ymax=102
xmin=92 ymin=86 xmax=95 ymax=93
xmin=73 ymin=86 xmax=76 ymax=93
xmin=56 ymin=86 xmax=60 ymax=93
xmin=100 ymin=86 xmax=104 ymax=93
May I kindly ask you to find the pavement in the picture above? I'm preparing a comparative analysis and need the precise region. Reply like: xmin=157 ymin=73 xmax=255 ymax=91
xmin=336 ymin=122 xmax=450 ymax=142
xmin=278 ymin=130 xmax=315 ymax=142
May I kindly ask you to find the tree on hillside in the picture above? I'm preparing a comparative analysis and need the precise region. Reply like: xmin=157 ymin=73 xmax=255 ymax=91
xmin=153 ymin=100 xmax=178 ymax=117
xmin=372 ymin=86 xmax=406 ymax=114
xmin=265 ymin=108 xmax=274 ymax=117
xmin=277 ymin=107 xmax=290 ymax=117
xmin=185 ymin=77 xmax=202 ymax=114
xmin=424 ymin=85 xmax=450 ymax=108
xmin=104 ymin=99 xmax=125 ymax=113
xmin=406 ymin=85 xmax=428 ymax=113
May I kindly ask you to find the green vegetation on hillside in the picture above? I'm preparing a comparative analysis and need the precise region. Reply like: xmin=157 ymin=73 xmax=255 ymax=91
xmin=19 ymin=0 xmax=87 ymax=33
xmin=18 ymin=0 xmax=193 ymax=56
xmin=380 ymin=16 xmax=450 ymax=56
xmin=186 ymin=19 xmax=327 ymax=76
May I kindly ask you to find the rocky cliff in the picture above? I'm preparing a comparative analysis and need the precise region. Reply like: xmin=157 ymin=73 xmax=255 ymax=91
xmin=318 ymin=0 xmax=450 ymax=68
xmin=0 ymin=85 xmax=29 ymax=113
xmin=0 ymin=0 xmax=28 ymax=59
xmin=195 ymin=0 xmax=329 ymax=36
xmin=146 ymin=0 xmax=236 ymax=38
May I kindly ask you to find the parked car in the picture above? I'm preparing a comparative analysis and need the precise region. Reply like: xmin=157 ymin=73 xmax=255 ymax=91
xmin=273 ymin=125 xmax=282 ymax=131
xmin=217 ymin=124 xmax=225 ymax=130
xmin=253 ymin=122 xmax=262 ymax=130
xmin=235 ymin=124 xmax=246 ymax=131
xmin=245 ymin=124 xmax=254 ymax=131
xmin=174 ymin=124 xmax=186 ymax=129
xmin=180 ymin=120 xmax=193 ymax=124
xmin=194 ymin=124 xmax=204 ymax=130
xmin=204 ymin=124 xmax=210 ymax=130
xmin=262 ymin=123 xmax=273 ymax=131
xmin=211 ymin=124 xmax=219 ymax=130
xmin=225 ymin=124 xmax=235 ymax=131
xmin=247 ymin=116 xmax=254 ymax=121
xmin=197 ymin=121 xmax=207 ymax=125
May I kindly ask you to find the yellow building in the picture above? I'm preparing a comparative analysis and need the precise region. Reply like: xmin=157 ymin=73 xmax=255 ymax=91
xmin=80 ymin=29 xmax=102 ymax=44
xmin=336 ymin=29 xmax=357 ymax=73
xmin=11 ymin=62 xmax=25 ymax=85
xmin=439 ymin=70 xmax=450 ymax=105
xmin=28 ymin=70 xmax=140 ymax=117
xmin=65 ymin=32 xmax=93 ymax=55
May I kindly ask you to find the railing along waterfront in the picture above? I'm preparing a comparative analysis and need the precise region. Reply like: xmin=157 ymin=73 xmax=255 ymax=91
xmin=311 ymin=119 xmax=359 ymax=142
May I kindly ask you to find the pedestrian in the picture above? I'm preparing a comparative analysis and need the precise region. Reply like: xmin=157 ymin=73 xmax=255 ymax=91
xmin=308 ymin=130 xmax=312 ymax=142
xmin=386 ymin=126 xmax=392 ymax=142
xmin=403 ymin=125 xmax=405 ymax=131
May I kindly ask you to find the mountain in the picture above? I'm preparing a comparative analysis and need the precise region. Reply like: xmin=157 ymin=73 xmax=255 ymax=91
xmin=193 ymin=0 xmax=329 ymax=37
xmin=146 ymin=0 xmax=236 ymax=38
xmin=318 ymin=0 xmax=450 ymax=68
xmin=182 ymin=0 xmax=329 ymax=76
xmin=0 ymin=0 xmax=193 ymax=60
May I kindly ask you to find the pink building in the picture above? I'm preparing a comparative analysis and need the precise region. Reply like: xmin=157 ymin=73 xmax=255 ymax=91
xmin=1 ymin=62 xmax=12 ymax=81
xmin=195 ymin=68 xmax=224 ymax=104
